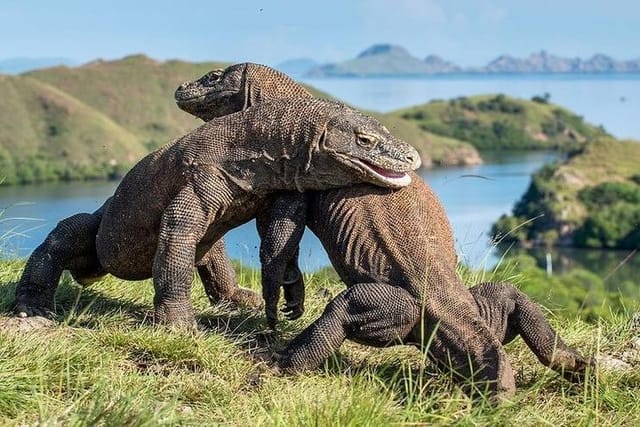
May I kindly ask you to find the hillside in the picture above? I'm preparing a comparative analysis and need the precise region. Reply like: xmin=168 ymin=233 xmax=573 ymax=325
xmin=0 ymin=56 xmax=230 ymax=184
xmin=392 ymin=94 xmax=608 ymax=151
xmin=372 ymin=114 xmax=481 ymax=167
xmin=0 ymin=75 xmax=146 ymax=184
xmin=492 ymin=138 xmax=640 ymax=249
xmin=0 ymin=55 xmax=483 ymax=185
xmin=26 ymin=55 xmax=227 ymax=150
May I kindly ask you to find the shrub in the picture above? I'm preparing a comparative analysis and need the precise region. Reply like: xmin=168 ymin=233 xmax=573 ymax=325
xmin=575 ymin=182 xmax=640 ymax=248
xmin=477 ymin=94 xmax=524 ymax=114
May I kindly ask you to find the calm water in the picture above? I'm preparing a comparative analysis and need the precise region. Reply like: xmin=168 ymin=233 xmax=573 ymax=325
xmin=0 ymin=151 xmax=552 ymax=271
xmin=1 ymin=75 xmax=639 ymax=278
xmin=301 ymin=74 xmax=640 ymax=140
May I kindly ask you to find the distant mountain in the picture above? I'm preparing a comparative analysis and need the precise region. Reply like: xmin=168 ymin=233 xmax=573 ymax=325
xmin=484 ymin=50 xmax=640 ymax=73
xmin=423 ymin=55 xmax=461 ymax=73
xmin=306 ymin=44 xmax=459 ymax=76
xmin=275 ymin=58 xmax=318 ymax=76
xmin=0 ymin=57 xmax=76 ymax=74
xmin=304 ymin=45 xmax=640 ymax=76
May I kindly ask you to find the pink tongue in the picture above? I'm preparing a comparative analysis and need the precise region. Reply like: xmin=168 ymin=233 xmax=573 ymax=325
xmin=364 ymin=161 xmax=406 ymax=179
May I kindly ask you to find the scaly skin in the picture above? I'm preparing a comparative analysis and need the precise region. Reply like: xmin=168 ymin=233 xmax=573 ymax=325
xmin=15 ymin=98 xmax=420 ymax=328
xmin=176 ymin=63 xmax=593 ymax=397
xmin=470 ymin=282 xmax=592 ymax=382
xmin=177 ymin=63 xmax=513 ymax=398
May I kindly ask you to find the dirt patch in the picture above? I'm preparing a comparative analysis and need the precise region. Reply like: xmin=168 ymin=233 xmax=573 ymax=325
xmin=0 ymin=315 xmax=54 ymax=333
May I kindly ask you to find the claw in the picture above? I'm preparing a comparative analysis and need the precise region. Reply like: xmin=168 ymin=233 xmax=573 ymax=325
xmin=267 ymin=317 xmax=278 ymax=330
xmin=14 ymin=303 xmax=54 ymax=319
xmin=281 ymin=303 xmax=303 ymax=320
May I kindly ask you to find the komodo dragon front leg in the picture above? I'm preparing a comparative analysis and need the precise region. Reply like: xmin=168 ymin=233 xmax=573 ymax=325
xmin=15 ymin=200 xmax=256 ymax=317
xmin=152 ymin=184 xmax=229 ymax=327
xmin=254 ymin=192 xmax=308 ymax=327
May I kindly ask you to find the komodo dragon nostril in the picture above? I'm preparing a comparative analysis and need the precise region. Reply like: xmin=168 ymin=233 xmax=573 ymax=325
xmin=177 ymin=82 xmax=190 ymax=91
xmin=406 ymin=152 xmax=421 ymax=169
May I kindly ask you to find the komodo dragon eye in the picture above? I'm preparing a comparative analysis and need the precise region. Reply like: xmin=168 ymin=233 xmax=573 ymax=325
xmin=355 ymin=133 xmax=378 ymax=149
xmin=203 ymin=69 xmax=224 ymax=86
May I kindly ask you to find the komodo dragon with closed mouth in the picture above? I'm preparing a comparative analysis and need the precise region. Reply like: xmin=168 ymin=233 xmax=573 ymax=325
xmin=14 ymin=98 xmax=421 ymax=328
xmin=175 ymin=63 xmax=592 ymax=396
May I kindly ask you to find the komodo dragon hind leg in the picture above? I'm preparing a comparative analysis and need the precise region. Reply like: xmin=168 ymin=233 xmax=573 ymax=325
xmin=256 ymin=192 xmax=308 ymax=328
xmin=472 ymin=282 xmax=593 ymax=382
xmin=277 ymin=283 xmax=421 ymax=372
xmin=196 ymin=238 xmax=262 ymax=308
xmin=15 ymin=211 xmax=105 ymax=317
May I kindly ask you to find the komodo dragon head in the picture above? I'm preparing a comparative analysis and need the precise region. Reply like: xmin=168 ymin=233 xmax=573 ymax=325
xmin=176 ymin=63 xmax=421 ymax=187
xmin=293 ymin=100 xmax=421 ymax=188
xmin=175 ymin=63 xmax=312 ymax=121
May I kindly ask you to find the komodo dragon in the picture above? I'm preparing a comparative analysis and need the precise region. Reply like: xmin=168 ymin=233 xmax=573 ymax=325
xmin=175 ymin=63 xmax=592 ymax=395
xmin=14 ymin=98 xmax=421 ymax=328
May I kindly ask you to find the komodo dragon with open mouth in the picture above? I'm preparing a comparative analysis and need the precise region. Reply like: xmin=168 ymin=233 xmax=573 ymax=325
xmin=14 ymin=98 xmax=421 ymax=328
xmin=175 ymin=63 xmax=593 ymax=397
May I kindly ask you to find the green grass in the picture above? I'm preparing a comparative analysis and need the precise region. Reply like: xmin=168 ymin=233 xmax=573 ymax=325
xmin=1 ymin=260 xmax=639 ymax=426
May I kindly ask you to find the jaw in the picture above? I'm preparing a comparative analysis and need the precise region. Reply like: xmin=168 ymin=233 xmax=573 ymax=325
xmin=175 ymin=90 xmax=240 ymax=121
xmin=338 ymin=157 xmax=413 ymax=189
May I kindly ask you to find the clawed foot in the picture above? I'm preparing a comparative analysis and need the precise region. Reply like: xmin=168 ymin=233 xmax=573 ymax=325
xmin=560 ymin=355 xmax=596 ymax=383
xmin=14 ymin=302 xmax=55 ymax=319
xmin=281 ymin=302 xmax=304 ymax=321
xmin=153 ymin=303 xmax=198 ymax=330
xmin=550 ymin=350 xmax=596 ymax=383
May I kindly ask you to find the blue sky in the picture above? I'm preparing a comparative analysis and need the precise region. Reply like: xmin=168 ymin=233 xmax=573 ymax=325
xmin=1 ymin=0 xmax=638 ymax=66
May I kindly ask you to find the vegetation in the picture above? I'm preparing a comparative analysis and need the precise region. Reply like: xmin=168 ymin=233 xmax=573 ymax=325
xmin=492 ymin=138 xmax=640 ymax=249
xmin=0 ymin=55 xmax=483 ymax=186
xmin=372 ymin=113 xmax=481 ymax=167
xmin=463 ymin=252 xmax=639 ymax=322
xmin=531 ymin=92 xmax=551 ymax=104
xmin=0 ymin=57 xmax=224 ymax=185
xmin=1 ymin=259 xmax=638 ymax=425
xmin=395 ymin=94 xmax=608 ymax=151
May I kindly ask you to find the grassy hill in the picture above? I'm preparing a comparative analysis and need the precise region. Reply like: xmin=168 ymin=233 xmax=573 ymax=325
xmin=0 ymin=56 xmax=228 ymax=184
xmin=492 ymin=138 xmax=640 ymax=249
xmin=0 ymin=74 xmax=146 ymax=184
xmin=394 ymin=94 xmax=608 ymax=151
xmin=372 ymin=114 xmax=481 ymax=167
xmin=0 ymin=55 xmax=482 ymax=185
xmin=26 ymin=55 xmax=227 ymax=150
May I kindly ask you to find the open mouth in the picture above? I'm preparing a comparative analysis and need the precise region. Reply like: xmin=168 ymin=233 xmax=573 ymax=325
xmin=352 ymin=158 xmax=412 ymax=188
